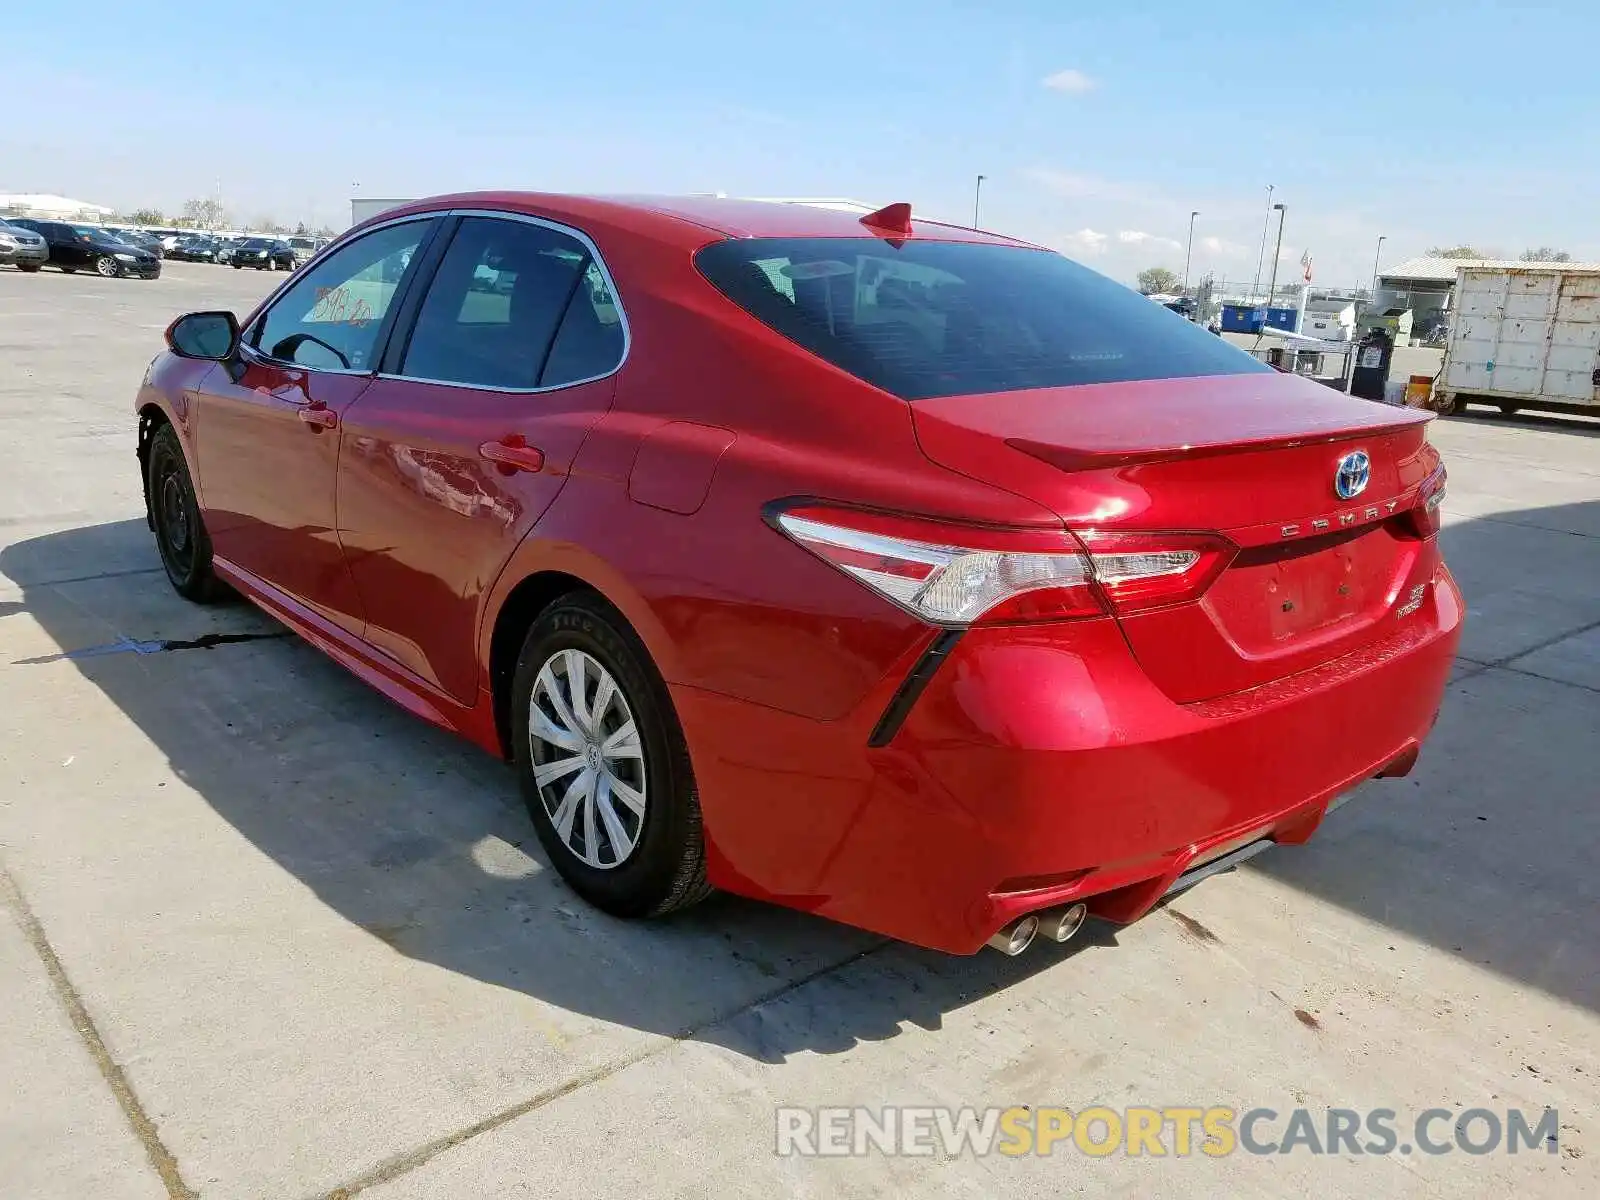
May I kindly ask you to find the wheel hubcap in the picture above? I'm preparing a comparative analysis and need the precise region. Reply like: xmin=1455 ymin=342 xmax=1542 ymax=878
xmin=528 ymin=649 xmax=646 ymax=869
xmin=158 ymin=471 xmax=192 ymax=562
xmin=98 ymin=257 xmax=116 ymax=276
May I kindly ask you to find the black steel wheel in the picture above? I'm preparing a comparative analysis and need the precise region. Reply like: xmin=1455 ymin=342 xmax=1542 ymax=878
xmin=146 ymin=424 xmax=226 ymax=603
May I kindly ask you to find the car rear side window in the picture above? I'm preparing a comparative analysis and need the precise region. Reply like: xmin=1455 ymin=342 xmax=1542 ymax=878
xmin=249 ymin=220 xmax=429 ymax=371
xmin=540 ymin=260 xmax=625 ymax=388
xmin=398 ymin=216 xmax=622 ymax=390
xmin=695 ymin=237 xmax=1269 ymax=400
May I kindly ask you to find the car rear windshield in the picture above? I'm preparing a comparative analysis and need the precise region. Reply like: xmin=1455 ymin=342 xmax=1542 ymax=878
xmin=694 ymin=237 xmax=1268 ymax=400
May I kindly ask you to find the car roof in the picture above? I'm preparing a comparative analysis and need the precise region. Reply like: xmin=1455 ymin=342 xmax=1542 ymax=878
xmin=371 ymin=192 xmax=1044 ymax=251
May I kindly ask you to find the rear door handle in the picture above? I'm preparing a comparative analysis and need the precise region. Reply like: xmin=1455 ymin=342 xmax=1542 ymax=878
xmin=479 ymin=435 xmax=545 ymax=474
xmin=297 ymin=404 xmax=337 ymax=430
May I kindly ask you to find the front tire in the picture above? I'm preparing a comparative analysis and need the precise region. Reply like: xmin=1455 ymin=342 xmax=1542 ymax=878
xmin=512 ymin=594 xmax=710 ymax=918
xmin=96 ymin=255 xmax=121 ymax=278
xmin=147 ymin=425 xmax=226 ymax=603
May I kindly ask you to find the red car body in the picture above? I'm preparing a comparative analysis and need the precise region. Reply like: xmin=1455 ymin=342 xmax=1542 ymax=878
xmin=134 ymin=193 xmax=1462 ymax=953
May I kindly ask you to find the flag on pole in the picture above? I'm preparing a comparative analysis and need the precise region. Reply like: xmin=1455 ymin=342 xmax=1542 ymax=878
xmin=1300 ymin=249 xmax=1314 ymax=282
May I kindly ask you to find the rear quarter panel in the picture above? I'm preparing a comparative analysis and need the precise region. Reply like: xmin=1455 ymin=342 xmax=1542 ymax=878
xmin=478 ymin=220 xmax=1069 ymax=722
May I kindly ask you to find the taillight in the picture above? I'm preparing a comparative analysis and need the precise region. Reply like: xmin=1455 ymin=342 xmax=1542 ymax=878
xmin=1409 ymin=465 xmax=1447 ymax=538
xmin=1075 ymin=530 xmax=1236 ymax=614
xmin=771 ymin=505 xmax=1235 ymax=627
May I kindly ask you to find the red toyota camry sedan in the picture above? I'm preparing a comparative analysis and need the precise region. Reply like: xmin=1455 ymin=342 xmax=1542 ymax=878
xmin=133 ymin=194 xmax=1461 ymax=955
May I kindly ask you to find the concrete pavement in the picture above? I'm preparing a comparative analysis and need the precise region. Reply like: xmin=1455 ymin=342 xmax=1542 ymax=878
xmin=0 ymin=262 xmax=1594 ymax=1198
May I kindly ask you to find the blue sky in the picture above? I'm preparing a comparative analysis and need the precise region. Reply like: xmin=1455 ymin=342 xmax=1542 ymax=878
xmin=3 ymin=0 xmax=1595 ymax=285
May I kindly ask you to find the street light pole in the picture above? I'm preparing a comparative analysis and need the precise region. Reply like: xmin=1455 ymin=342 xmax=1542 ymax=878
xmin=1264 ymin=202 xmax=1287 ymax=314
xmin=972 ymin=174 xmax=986 ymax=229
xmin=1252 ymin=184 xmax=1274 ymax=301
xmin=1183 ymin=210 xmax=1199 ymax=294
xmin=1370 ymin=234 xmax=1386 ymax=297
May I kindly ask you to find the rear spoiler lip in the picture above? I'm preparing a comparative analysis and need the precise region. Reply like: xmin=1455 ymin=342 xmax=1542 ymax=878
xmin=1005 ymin=410 xmax=1433 ymax=472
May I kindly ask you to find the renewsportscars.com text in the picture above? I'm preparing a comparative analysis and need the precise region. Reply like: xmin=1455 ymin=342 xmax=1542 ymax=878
xmin=775 ymin=1105 xmax=1560 ymax=1158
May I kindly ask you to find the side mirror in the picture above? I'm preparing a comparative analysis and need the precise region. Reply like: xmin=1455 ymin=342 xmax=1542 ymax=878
xmin=166 ymin=311 xmax=240 ymax=360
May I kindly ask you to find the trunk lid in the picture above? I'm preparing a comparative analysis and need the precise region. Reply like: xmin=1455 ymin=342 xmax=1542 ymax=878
xmin=912 ymin=372 xmax=1441 ymax=703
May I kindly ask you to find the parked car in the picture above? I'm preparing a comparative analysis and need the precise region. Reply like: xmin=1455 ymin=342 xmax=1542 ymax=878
xmin=286 ymin=235 xmax=328 ymax=266
xmin=133 ymin=194 xmax=1461 ymax=955
xmin=169 ymin=236 xmax=223 ymax=263
xmin=229 ymin=237 xmax=295 ymax=270
xmin=5 ymin=219 xmax=160 ymax=278
xmin=0 ymin=217 xmax=50 ymax=271
xmin=112 ymin=229 xmax=165 ymax=258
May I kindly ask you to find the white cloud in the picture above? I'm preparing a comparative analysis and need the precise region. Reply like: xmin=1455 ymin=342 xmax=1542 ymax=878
xmin=1060 ymin=228 xmax=1108 ymax=256
xmin=1117 ymin=230 xmax=1181 ymax=250
xmin=1024 ymin=167 xmax=1168 ymax=211
xmin=1041 ymin=69 xmax=1095 ymax=94
xmin=1201 ymin=235 xmax=1247 ymax=256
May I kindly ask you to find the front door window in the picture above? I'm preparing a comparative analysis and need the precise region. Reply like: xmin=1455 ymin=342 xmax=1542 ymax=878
xmin=248 ymin=222 xmax=429 ymax=372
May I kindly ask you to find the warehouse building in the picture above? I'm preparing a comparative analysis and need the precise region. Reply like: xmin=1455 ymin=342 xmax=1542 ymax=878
xmin=0 ymin=193 xmax=115 ymax=221
xmin=1377 ymin=255 xmax=1600 ymax=330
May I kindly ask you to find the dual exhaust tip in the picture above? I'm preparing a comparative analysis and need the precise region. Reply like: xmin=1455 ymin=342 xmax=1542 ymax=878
xmin=986 ymin=902 xmax=1088 ymax=955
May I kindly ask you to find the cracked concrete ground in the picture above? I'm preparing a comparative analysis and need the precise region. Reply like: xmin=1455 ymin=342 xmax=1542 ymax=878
xmin=1 ymin=263 xmax=1595 ymax=1198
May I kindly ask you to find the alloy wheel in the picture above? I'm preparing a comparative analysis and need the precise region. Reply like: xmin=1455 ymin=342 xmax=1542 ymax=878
xmin=527 ymin=648 xmax=647 ymax=870
xmin=96 ymin=256 xmax=119 ymax=277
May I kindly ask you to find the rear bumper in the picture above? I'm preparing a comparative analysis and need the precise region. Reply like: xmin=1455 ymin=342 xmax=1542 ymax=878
xmin=679 ymin=564 xmax=1463 ymax=954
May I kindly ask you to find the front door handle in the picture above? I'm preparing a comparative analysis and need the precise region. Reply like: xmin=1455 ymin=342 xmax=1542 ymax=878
xmin=479 ymin=435 xmax=545 ymax=474
xmin=297 ymin=404 xmax=337 ymax=430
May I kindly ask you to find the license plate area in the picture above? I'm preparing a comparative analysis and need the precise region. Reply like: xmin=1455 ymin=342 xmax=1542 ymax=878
xmin=1204 ymin=524 xmax=1408 ymax=652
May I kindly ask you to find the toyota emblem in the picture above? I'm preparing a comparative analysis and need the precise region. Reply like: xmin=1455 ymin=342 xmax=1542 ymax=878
xmin=1334 ymin=451 xmax=1371 ymax=500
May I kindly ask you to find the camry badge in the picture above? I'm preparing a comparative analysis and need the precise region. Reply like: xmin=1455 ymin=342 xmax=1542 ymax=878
xmin=1334 ymin=451 xmax=1371 ymax=500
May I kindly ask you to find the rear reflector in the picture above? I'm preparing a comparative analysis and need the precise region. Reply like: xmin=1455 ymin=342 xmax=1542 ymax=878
xmin=771 ymin=505 xmax=1236 ymax=626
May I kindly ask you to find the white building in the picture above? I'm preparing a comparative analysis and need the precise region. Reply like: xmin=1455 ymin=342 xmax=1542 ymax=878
xmin=0 ymin=193 xmax=115 ymax=220
xmin=349 ymin=197 xmax=418 ymax=226
xmin=1377 ymin=255 xmax=1600 ymax=326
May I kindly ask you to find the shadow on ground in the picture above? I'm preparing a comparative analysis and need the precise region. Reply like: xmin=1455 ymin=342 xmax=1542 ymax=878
xmin=2 ymin=488 xmax=1596 ymax=1057
xmin=1 ymin=520 xmax=1120 ymax=1064
xmin=1441 ymin=407 xmax=1600 ymax=439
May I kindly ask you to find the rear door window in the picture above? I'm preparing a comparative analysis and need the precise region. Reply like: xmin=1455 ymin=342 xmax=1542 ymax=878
xmin=540 ymin=260 xmax=626 ymax=387
xmin=398 ymin=216 xmax=623 ymax=390
xmin=695 ymin=237 xmax=1268 ymax=400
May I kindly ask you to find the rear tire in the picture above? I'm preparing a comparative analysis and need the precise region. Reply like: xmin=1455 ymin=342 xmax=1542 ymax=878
xmin=17 ymin=264 xmax=40 ymax=273
xmin=59 ymin=265 xmax=76 ymax=274
xmin=511 ymin=594 xmax=710 ymax=919
xmin=147 ymin=425 xmax=227 ymax=603
xmin=1498 ymin=405 xmax=1520 ymax=416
